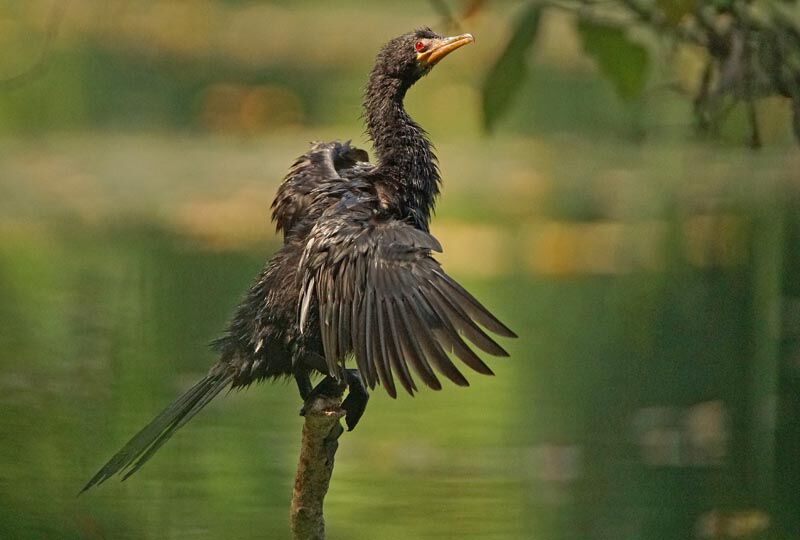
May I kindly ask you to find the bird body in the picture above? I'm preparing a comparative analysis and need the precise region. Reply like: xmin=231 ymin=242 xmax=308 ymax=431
xmin=83 ymin=28 xmax=516 ymax=491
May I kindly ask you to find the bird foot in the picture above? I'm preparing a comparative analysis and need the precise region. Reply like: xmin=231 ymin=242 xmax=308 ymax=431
xmin=297 ymin=371 xmax=369 ymax=431
xmin=299 ymin=376 xmax=346 ymax=418
xmin=341 ymin=369 xmax=369 ymax=431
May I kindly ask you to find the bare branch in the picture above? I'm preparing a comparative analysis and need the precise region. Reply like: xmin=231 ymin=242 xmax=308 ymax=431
xmin=290 ymin=394 xmax=345 ymax=540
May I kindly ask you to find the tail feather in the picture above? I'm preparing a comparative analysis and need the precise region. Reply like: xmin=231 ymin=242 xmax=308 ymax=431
xmin=81 ymin=371 xmax=233 ymax=493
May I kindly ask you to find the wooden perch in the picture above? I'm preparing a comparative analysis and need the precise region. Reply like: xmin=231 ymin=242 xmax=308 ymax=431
xmin=290 ymin=394 xmax=345 ymax=540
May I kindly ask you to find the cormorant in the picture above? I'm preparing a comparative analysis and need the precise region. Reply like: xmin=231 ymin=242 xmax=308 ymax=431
xmin=82 ymin=28 xmax=516 ymax=492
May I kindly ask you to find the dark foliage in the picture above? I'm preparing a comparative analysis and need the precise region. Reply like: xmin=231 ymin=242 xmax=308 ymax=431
xmin=478 ymin=0 xmax=800 ymax=147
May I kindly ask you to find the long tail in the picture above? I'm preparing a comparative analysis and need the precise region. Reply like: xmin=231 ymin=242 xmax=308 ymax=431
xmin=81 ymin=369 xmax=234 ymax=493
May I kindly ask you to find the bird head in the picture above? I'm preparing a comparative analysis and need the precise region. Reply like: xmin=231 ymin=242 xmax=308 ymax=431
xmin=373 ymin=28 xmax=474 ymax=84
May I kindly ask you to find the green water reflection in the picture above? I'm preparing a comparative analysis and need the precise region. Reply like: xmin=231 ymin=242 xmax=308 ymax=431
xmin=0 ymin=136 xmax=798 ymax=540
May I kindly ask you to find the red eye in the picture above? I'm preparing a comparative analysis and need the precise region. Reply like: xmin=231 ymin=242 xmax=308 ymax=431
xmin=415 ymin=41 xmax=426 ymax=52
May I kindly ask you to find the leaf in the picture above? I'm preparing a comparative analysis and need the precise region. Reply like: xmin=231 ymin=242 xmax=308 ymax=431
xmin=578 ymin=21 xmax=650 ymax=101
xmin=656 ymin=0 xmax=695 ymax=27
xmin=482 ymin=2 xmax=542 ymax=132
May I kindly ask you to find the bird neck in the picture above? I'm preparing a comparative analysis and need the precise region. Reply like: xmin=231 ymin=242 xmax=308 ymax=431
xmin=364 ymin=74 xmax=440 ymax=231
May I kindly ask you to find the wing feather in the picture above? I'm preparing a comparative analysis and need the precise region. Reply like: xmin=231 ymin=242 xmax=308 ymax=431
xmin=432 ymin=269 xmax=518 ymax=338
xmin=385 ymin=297 xmax=418 ymax=394
xmin=385 ymin=267 xmax=441 ymax=390
xmin=299 ymin=206 xmax=515 ymax=397
xmin=406 ymin=290 xmax=469 ymax=386
xmin=362 ymin=286 xmax=378 ymax=388
xmin=426 ymin=277 xmax=510 ymax=356
xmin=426 ymin=293 xmax=495 ymax=376
xmin=372 ymin=294 xmax=396 ymax=397
xmin=395 ymin=300 xmax=442 ymax=390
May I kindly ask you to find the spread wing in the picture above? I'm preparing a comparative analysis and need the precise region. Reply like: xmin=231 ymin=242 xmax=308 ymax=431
xmin=298 ymin=205 xmax=517 ymax=398
xmin=271 ymin=140 xmax=371 ymax=236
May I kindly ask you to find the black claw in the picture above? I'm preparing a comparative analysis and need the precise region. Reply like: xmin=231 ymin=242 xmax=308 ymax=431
xmin=342 ymin=369 xmax=369 ymax=431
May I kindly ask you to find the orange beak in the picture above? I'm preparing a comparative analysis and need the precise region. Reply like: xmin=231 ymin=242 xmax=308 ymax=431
xmin=417 ymin=33 xmax=475 ymax=67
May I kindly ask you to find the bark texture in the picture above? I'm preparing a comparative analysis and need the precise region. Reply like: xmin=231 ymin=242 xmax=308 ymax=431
xmin=290 ymin=394 xmax=344 ymax=540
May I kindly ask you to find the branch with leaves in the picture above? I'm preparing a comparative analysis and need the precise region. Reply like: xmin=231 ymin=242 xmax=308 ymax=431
xmin=476 ymin=0 xmax=800 ymax=147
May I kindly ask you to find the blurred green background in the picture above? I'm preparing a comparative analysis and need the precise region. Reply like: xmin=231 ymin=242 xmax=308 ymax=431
xmin=1 ymin=1 xmax=799 ymax=539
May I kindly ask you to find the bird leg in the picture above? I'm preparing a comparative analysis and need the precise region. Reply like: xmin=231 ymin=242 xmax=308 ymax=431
xmin=295 ymin=372 xmax=314 ymax=401
xmin=341 ymin=369 xmax=369 ymax=431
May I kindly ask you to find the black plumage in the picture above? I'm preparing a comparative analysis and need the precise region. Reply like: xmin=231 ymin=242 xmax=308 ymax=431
xmin=82 ymin=28 xmax=516 ymax=492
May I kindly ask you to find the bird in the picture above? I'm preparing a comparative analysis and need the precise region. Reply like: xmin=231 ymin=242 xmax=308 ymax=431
xmin=82 ymin=27 xmax=517 ymax=492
